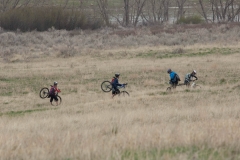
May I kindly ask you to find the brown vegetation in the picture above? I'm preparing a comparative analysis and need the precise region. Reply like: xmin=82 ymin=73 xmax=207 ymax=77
xmin=0 ymin=25 xmax=240 ymax=159
xmin=1 ymin=23 xmax=240 ymax=62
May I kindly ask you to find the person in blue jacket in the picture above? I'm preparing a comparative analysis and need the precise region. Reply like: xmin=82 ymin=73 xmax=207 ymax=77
xmin=111 ymin=73 xmax=123 ymax=98
xmin=167 ymin=69 xmax=180 ymax=88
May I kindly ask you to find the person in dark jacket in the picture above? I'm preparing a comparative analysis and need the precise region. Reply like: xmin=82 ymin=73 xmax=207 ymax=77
xmin=49 ymin=81 xmax=61 ymax=105
xmin=111 ymin=73 xmax=123 ymax=98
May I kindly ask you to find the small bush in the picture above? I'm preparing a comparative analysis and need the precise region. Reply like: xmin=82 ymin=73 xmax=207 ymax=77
xmin=0 ymin=7 xmax=103 ymax=32
xmin=177 ymin=15 xmax=204 ymax=24
xmin=220 ymin=78 xmax=226 ymax=84
xmin=172 ymin=48 xmax=184 ymax=54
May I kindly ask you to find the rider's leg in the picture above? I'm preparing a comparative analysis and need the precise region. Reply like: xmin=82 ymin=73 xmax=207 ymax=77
xmin=50 ymin=96 xmax=53 ymax=105
xmin=53 ymin=95 xmax=58 ymax=105
xmin=112 ymin=88 xmax=120 ymax=98
xmin=172 ymin=81 xmax=179 ymax=89
xmin=185 ymin=79 xmax=190 ymax=87
xmin=112 ymin=89 xmax=116 ymax=98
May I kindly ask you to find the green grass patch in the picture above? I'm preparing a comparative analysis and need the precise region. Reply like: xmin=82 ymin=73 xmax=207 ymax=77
xmin=136 ymin=48 xmax=238 ymax=59
xmin=0 ymin=78 xmax=12 ymax=82
xmin=157 ymin=91 xmax=168 ymax=95
xmin=0 ymin=108 xmax=57 ymax=117
xmin=0 ymin=92 xmax=13 ymax=96
xmin=120 ymin=146 xmax=238 ymax=160
xmin=220 ymin=78 xmax=226 ymax=84
xmin=3 ymin=102 xmax=10 ymax=105
xmin=177 ymin=15 xmax=204 ymax=24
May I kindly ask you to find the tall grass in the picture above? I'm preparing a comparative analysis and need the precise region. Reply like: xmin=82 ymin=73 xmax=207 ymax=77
xmin=0 ymin=26 xmax=240 ymax=159
xmin=0 ymin=48 xmax=240 ymax=160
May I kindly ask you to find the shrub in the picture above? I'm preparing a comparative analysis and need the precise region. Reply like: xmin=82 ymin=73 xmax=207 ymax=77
xmin=172 ymin=48 xmax=184 ymax=54
xmin=0 ymin=7 xmax=103 ymax=32
xmin=177 ymin=15 xmax=204 ymax=24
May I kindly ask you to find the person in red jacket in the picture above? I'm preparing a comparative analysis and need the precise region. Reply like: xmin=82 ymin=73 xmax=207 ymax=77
xmin=49 ymin=81 xmax=61 ymax=106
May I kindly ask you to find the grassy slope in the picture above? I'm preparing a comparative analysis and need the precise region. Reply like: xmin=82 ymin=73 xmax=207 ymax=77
xmin=0 ymin=26 xmax=240 ymax=160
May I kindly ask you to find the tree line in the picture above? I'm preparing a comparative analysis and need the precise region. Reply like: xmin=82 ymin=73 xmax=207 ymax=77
xmin=0 ymin=0 xmax=240 ymax=31
xmin=96 ymin=0 xmax=240 ymax=26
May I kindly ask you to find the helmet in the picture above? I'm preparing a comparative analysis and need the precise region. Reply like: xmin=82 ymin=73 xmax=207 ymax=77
xmin=167 ymin=69 xmax=172 ymax=73
xmin=193 ymin=70 xmax=197 ymax=74
xmin=54 ymin=81 xmax=58 ymax=85
xmin=115 ymin=73 xmax=120 ymax=77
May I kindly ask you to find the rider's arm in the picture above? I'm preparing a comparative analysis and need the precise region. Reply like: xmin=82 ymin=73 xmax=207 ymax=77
xmin=193 ymin=75 xmax=198 ymax=80
xmin=56 ymin=88 xmax=61 ymax=92
xmin=116 ymin=79 xmax=122 ymax=86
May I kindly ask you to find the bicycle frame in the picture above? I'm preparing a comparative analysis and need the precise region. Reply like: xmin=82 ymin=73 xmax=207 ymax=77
xmin=189 ymin=80 xmax=201 ymax=88
xmin=113 ymin=84 xmax=129 ymax=97
xmin=166 ymin=83 xmax=185 ymax=91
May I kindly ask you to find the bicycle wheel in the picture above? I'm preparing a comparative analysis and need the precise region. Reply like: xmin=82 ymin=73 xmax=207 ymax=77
xmin=166 ymin=87 xmax=171 ymax=92
xmin=119 ymin=91 xmax=129 ymax=97
xmin=51 ymin=95 xmax=62 ymax=106
xmin=193 ymin=84 xmax=201 ymax=89
xmin=39 ymin=88 xmax=49 ymax=99
xmin=101 ymin=81 xmax=112 ymax=92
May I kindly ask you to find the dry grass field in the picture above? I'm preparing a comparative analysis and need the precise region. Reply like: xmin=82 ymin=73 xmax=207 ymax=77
xmin=1 ymin=24 xmax=240 ymax=160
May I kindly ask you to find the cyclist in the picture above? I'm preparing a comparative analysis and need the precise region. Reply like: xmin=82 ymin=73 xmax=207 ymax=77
xmin=49 ymin=81 xmax=61 ymax=105
xmin=167 ymin=69 xmax=181 ymax=88
xmin=111 ymin=73 xmax=123 ymax=98
xmin=184 ymin=70 xmax=198 ymax=87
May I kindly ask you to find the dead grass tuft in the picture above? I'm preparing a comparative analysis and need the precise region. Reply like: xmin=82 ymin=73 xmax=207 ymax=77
xmin=110 ymin=29 xmax=136 ymax=37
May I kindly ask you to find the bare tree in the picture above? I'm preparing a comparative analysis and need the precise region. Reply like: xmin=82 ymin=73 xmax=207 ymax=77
xmin=158 ymin=0 xmax=170 ymax=22
xmin=0 ymin=0 xmax=11 ymax=11
xmin=228 ymin=0 xmax=240 ymax=22
xmin=209 ymin=0 xmax=240 ymax=22
xmin=30 ymin=0 xmax=47 ymax=7
xmin=175 ymin=0 xmax=187 ymax=19
xmin=124 ymin=0 xmax=130 ymax=26
xmin=132 ymin=0 xmax=147 ymax=26
xmin=96 ymin=0 xmax=110 ymax=25
xmin=142 ymin=0 xmax=170 ymax=24
xmin=113 ymin=0 xmax=146 ymax=27
xmin=198 ymin=0 xmax=208 ymax=22
xmin=162 ymin=0 xmax=170 ymax=22
xmin=0 ymin=0 xmax=33 ymax=11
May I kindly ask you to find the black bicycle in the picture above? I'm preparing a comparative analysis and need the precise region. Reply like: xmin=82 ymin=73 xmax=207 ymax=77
xmin=101 ymin=81 xmax=129 ymax=96
xmin=39 ymin=86 xmax=62 ymax=106
xmin=166 ymin=84 xmax=183 ymax=92
xmin=166 ymin=80 xmax=201 ymax=92
xmin=101 ymin=81 xmax=112 ymax=92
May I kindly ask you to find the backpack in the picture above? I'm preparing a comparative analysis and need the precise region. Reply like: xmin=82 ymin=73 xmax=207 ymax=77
xmin=111 ymin=77 xmax=115 ymax=84
xmin=173 ymin=74 xmax=180 ymax=82
xmin=176 ymin=74 xmax=180 ymax=81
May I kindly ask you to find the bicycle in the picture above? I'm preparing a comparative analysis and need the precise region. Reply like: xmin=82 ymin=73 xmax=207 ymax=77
xmin=101 ymin=81 xmax=129 ymax=96
xmin=166 ymin=79 xmax=201 ymax=92
xmin=113 ymin=84 xmax=130 ymax=97
xmin=187 ymin=79 xmax=201 ymax=89
xmin=39 ymin=85 xmax=62 ymax=106
xmin=101 ymin=81 xmax=112 ymax=92
xmin=166 ymin=82 xmax=185 ymax=92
